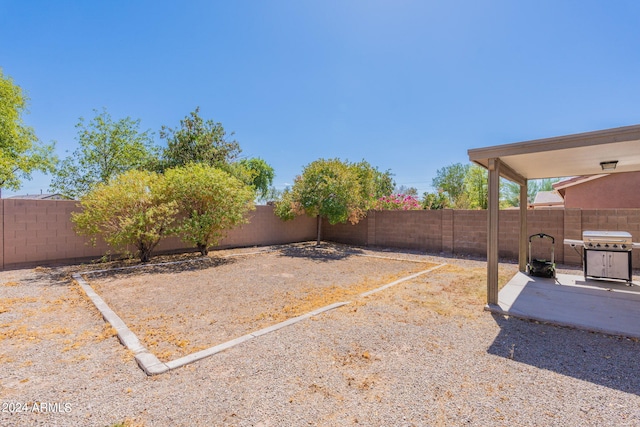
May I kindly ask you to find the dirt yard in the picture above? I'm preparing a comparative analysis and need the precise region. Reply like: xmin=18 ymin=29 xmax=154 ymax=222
xmin=85 ymin=244 xmax=439 ymax=361
xmin=2 ymin=243 xmax=639 ymax=427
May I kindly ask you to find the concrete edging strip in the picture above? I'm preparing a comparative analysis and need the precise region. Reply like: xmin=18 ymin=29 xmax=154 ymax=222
xmin=72 ymin=252 xmax=447 ymax=375
xmin=165 ymin=301 xmax=349 ymax=370
xmin=73 ymin=272 xmax=169 ymax=375
xmin=352 ymin=253 xmax=436 ymax=264
xmin=359 ymin=263 xmax=447 ymax=297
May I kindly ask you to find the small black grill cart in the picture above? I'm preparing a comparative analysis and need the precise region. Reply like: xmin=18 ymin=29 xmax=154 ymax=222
xmin=526 ymin=233 xmax=556 ymax=278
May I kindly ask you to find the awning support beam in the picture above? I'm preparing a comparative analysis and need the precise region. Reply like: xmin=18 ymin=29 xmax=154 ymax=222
xmin=498 ymin=161 xmax=527 ymax=186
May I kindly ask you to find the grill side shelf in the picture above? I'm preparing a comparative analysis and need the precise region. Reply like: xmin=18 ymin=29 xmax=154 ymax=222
xmin=563 ymin=239 xmax=583 ymax=247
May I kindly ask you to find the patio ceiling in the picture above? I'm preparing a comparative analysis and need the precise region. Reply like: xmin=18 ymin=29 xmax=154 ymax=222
xmin=468 ymin=124 xmax=640 ymax=182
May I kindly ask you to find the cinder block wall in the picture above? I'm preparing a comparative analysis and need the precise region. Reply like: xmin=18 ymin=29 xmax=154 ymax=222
xmin=322 ymin=210 xmax=444 ymax=251
xmin=217 ymin=206 xmax=318 ymax=248
xmin=324 ymin=208 xmax=640 ymax=266
xmin=3 ymin=199 xmax=640 ymax=269
xmin=453 ymin=210 xmax=486 ymax=256
xmin=523 ymin=209 xmax=565 ymax=263
xmin=563 ymin=209 xmax=582 ymax=265
xmin=372 ymin=210 xmax=444 ymax=252
xmin=318 ymin=216 xmax=368 ymax=246
xmin=0 ymin=201 xmax=316 ymax=270
xmin=2 ymin=199 xmax=110 ymax=269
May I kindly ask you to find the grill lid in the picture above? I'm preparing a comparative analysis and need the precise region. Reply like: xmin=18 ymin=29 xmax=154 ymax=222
xmin=583 ymin=230 xmax=632 ymax=242
xmin=583 ymin=230 xmax=632 ymax=249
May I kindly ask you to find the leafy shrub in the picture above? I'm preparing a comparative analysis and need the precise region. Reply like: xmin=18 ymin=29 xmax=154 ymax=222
xmin=162 ymin=163 xmax=255 ymax=255
xmin=72 ymin=170 xmax=178 ymax=262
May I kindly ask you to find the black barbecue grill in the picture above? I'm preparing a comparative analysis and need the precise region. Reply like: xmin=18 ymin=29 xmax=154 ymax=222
xmin=564 ymin=231 xmax=640 ymax=285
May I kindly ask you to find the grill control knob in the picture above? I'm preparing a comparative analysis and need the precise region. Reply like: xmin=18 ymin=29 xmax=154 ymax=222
xmin=588 ymin=243 xmax=593 ymax=247
xmin=622 ymin=244 xmax=627 ymax=249
xmin=613 ymin=244 xmax=618 ymax=248
xmin=596 ymin=243 xmax=601 ymax=248
xmin=605 ymin=244 xmax=610 ymax=248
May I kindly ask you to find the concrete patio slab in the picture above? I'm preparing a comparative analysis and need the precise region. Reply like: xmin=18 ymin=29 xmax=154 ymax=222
xmin=488 ymin=272 xmax=640 ymax=339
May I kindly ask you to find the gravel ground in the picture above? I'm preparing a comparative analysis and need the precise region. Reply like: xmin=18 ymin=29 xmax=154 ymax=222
xmin=1 ymin=243 xmax=639 ymax=426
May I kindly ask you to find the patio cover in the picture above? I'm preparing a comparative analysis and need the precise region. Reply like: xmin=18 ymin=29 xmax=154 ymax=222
xmin=467 ymin=124 xmax=640 ymax=306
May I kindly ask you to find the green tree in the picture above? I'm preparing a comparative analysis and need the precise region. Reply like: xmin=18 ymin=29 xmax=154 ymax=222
xmin=233 ymin=157 xmax=275 ymax=200
xmin=421 ymin=191 xmax=449 ymax=209
xmin=159 ymin=107 xmax=241 ymax=170
xmin=157 ymin=108 xmax=275 ymax=201
xmin=503 ymin=181 xmax=532 ymax=207
xmin=72 ymin=169 xmax=178 ymax=262
xmin=463 ymin=164 xmax=488 ymax=209
xmin=162 ymin=164 xmax=255 ymax=255
xmin=256 ymin=186 xmax=284 ymax=205
xmin=0 ymin=69 xmax=57 ymax=197
xmin=354 ymin=160 xmax=395 ymax=202
xmin=432 ymin=163 xmax=469 ymax=207
xmin=51 ymin=108 xmax=158 ymax=199
xmin=395 ymin=185 xmax=418 ymax=197
xmin=275 ymin=158 xmax=369 ymax=245
xmin=503 ymin=178 xmax=560 ymax=207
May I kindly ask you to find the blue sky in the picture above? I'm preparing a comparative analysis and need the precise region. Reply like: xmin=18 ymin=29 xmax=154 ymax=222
xmin=2 ymin=0 xmax=639 ymax=197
